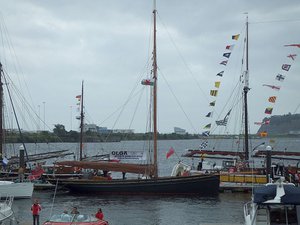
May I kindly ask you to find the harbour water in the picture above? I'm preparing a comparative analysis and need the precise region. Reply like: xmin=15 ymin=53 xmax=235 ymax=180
xmin=8 ymin=138 xmax=300 ymax=224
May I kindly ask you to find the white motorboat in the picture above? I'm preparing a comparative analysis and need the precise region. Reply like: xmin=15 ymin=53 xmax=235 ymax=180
xmin=0 ymin=181 xmax=33 ymax=199
xmin=244 ymin=177 xmax=300 ymax=225
xmin=0 ymin=196 xmax=16 ymax=223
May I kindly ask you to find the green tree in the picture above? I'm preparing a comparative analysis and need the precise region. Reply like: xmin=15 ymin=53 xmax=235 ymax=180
xmin=53 ymin=124 xmax=67 ymax=137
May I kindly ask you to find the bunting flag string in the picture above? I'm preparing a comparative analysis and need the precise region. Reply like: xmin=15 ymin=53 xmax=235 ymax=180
xmin=257 ymin=46 xmax=298 ymax=135
xmin=202 ymin=33 xmax=240 ymax=138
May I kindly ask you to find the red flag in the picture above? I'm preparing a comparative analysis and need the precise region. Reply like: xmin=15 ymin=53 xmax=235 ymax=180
xmin=166 ymin=147 xmax=175 ymax=159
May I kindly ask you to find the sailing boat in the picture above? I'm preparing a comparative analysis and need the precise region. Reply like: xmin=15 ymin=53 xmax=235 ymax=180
xmin=51 ymin=2 xmax=220 ymax=195
xmin=0 ymin=63 xmax=34 ymax=198
xmin=181 ymin=17 xmax=271 ymax=187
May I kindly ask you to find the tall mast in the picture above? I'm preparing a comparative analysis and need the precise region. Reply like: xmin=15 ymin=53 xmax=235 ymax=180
xmin=152 ymin=0 xmax=158 ymax=178
xmin=0 ymin=63 xmax=3 ymax=160
xmin=79 ymin=80 xmax=84 ymax=161
xmin=243 ymin=16 xmax=249 ymax=161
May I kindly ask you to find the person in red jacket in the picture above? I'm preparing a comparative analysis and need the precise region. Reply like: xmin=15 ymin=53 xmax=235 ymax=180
xmin=31 ymin=199 xmax=42 ymax=225
xmin=95 ymin=208 xmax=104 ymax=220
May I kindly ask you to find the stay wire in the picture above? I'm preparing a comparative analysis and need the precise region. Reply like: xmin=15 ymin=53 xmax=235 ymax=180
xmin=158 ymin=68 xmax=198 ymax=134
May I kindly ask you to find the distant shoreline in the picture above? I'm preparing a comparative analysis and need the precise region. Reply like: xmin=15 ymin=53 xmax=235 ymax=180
xmin=4 ymin=130 xmax=300 ymax=143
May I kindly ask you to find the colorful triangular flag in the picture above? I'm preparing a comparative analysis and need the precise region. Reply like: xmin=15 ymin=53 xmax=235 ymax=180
xmin=225 ymin=45 xmax=235 ymax=50
xmin=282 ymin=64 xmax=291 ymax=71
xmin=220 ymin=60 xmax=228 ymax=66
xmin=209 ymin=101 xmax=216 ymax=106
xmin=204 ymin=123 xmax=211 ymax=129
xmin=210 ymin=90 xmax=218 ymax=97
xmin=216 ymin=71 xmax=224 ymax=77
xmin=268 ymin=96 xmax=277 ymax=103
xmin=265 ymin=107 xmax=273 ymax=115
xmin=276 ymin=74 xmax=285 ymax=81
xmin=223 ymin=52 xmax=231 ymax=58
xmin=232 ymin=34 xmax=240 ymax=40
xmin=205 ymin=112 xmax=213 ymax=117
xmin=262 ymin=84 xmax=281 ymax=91
xmin=202 ymin=131 xmax=210 ymax=136
xmin=287 ymin=54 xmax=297 ymax=60
xmin=166 ymin=147 xmax=175 ymax=159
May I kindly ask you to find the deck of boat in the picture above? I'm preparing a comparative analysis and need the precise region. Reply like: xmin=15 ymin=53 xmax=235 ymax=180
xmin=219 ymin=182 xmax=263 ymax=193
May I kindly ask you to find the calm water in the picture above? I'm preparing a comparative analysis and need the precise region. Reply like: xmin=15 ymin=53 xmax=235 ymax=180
xmin=8 ymin=138 xmax=300 ymax=224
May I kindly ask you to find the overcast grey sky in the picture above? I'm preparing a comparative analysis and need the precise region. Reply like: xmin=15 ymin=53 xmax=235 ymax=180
xmin=0 ymin=0 xmax=299 ymax=134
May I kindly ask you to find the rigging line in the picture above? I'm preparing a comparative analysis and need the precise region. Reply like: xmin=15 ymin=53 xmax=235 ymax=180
xmin=98 ymin=87 xmax=145 ymax=126
xmin=294 ymin=103 xmax=300 ymax=114
xmin=156 ymin=12 xmax=209 ymax=104
xmin=3 ymin=71 xmax=64 ymax=141
xmin=250 ymin=18 xmax=300 ymax=24
xmin=2 ymin=73 xmax=30 ymax=166
xmin=158 ymin=68 xmax=198 ymax=134
xmin=121 ymin=86 xmax=146 ymax=148
xmin=103 ymin=87 xmax=145 ymax=143
xmin=49 ymin=179 xmax=59 ymax=219
xmin=0 ymin=16 xmax=36 ymax=110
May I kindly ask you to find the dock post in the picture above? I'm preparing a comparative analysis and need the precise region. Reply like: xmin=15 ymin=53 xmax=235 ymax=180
xmin=266 ymin=145 xmax=272 ymax=183
xmin=19 ymin=145 xmax=25 ymax=168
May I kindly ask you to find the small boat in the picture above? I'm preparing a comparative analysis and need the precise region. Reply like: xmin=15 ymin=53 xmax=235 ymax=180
xmin=0 ymin=196 xmax=16 ymax=223
xmin=0 ymin=180 xmax=33 ymax=199
xmin=244 ymin=177 xmax=300 ymax=225
xmin=43 ymin=214 xmax=108 ymax=225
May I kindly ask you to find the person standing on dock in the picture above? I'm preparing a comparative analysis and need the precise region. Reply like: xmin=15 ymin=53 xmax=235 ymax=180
xmin=18 ymin=166 xmax=25 ymax=182
xmin=31 ymin=199 xmax=42 ymax=225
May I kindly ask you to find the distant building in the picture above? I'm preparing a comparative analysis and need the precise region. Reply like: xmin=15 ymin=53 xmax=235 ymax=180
xmin=84 ymin=124 xmax=134 ymax=134
xmin=174 ymin=127 xmax=186 ymax=135
xmin=97 ymin=126 xmax=111 ymax=134
xmin=112 ymin=129 xmax=134 ymax=134
xmin=84 ymin=124 xmax=98 ymax=132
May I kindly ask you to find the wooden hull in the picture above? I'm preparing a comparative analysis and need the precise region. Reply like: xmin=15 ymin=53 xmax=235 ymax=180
xmin=53 ymin=174 xmax=220 ymax=195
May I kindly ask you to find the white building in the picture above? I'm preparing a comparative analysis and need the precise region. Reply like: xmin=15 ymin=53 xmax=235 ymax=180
xmin=174 ymin=127 xmax=186 ymax=135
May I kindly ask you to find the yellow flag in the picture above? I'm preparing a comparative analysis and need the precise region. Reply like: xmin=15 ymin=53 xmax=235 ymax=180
xmin=210 ymin=90 xmax=218 ymax=97
xmin=215 ymin=81 xmax=221 ymax=88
